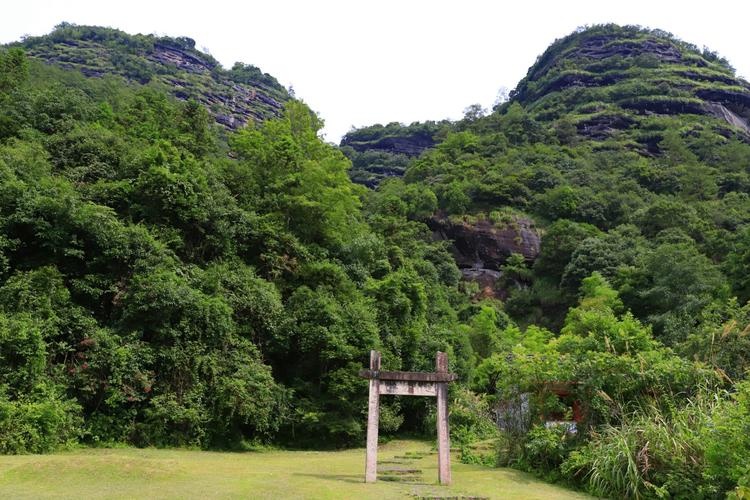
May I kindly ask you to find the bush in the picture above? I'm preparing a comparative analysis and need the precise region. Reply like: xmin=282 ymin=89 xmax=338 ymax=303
xmin=729 ymin=470 xmax=750 ymax=500
xmin=520 ymin=424 xmax=575 ymax=478
xmin=0 ymin=387 xmax=82 ymax=454
xmin=448 ymin=387 xmax=498 ymax=464
xmin=703 ymin=381 xmax=750 ymax=494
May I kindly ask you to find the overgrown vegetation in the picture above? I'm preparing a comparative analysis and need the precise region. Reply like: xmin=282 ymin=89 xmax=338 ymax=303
xmin=0 ymin=46 xmax=472 ymax=451
xmin=13 ymin=23 xmax=290 ymax=130
xmin=340 ymin=121 xmax=448 ymax=187
xmin=345 ymin=23 xmax=750 ymax=498
xmin=2 ymin=21 xmax=750 ymax=499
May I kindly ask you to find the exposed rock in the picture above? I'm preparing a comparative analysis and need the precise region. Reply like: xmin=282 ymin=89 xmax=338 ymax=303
xmin=341 ymin=122 xmax=445 ymax=187
xmin=676 ymin=70 xmax=737 ymax=86
xmin=696 ymin=88 xmax=750 ymax=110
xmin=148 ymin=42 xmax=218 ymax=73
xmin=428 ymin=215 xmax=541 ymax=270
xmin=540 ymin=71 xmax=626 ymax=96
xmin=461 ymin=267 xmax=505 ymax=300
xmin=427 ymin=215 xmax=540 ymax=300
xmin=703 ymin=102 xmax=750 ymax=135
xmin=573 ymin=36 xmax=682 ymax=63
xmin=577 ymin=113 xmax=635 ymax=139
xmin=617 ymin=95 xmax=750 ymax=136
xmin=20 ymin=28 xmax=289 ymax=131
xmin=513 ymin=26 xmax=750 ymax=141
xmin=341 ymin=132 xmax=435 ymax=156
xmin=143 ymin=44 xmax=285 ymax=128
xmin=523 ymin=33 xmax=685 ymax=90
xmin=619 ymin=98 xmax=705 ymax=116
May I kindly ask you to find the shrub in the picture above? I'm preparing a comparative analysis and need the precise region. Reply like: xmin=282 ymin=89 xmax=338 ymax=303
xmin=450 ymin=386 xmax=495 ymax=435
xmin=0 ymin=386 xmax=82 ymax=454
xmin=703 ymin=381 xmax=750 ymax=494
xmin=520 ymin=424 xmax=575 ymax=478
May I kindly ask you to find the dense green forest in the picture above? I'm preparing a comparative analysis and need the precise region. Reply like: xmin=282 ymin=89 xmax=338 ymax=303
xmin=1 ymin=23 xmax=750 ymax=499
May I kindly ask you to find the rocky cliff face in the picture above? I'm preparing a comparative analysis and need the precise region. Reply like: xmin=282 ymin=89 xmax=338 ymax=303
xmin=341 ymin=130 xmax=436 ymax=156
xmin=428 ymin=215 xmax=541 ymax=268
xmin=15 ymin=25 xmax=289 ymax=130
xmin=428 ymin=215 xmax=541 ymax=297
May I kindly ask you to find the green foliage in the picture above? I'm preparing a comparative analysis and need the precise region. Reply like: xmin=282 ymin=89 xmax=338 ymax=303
xmin=0 ymin=386 xmax=81 ymax=454
xmin=334 ymin=23 xmax=750 ymax=497
xmin=341 ymin=121 xmax=447 ymax=187
xmin=679 ymin=298 xmax=750 ymax=382
xmin=0 ymin=46 xmax=472 ymax=451
xmin=2 ymin=24 xmax=750 ymax=499
xmin=15 ymin=23 xmax=289 ymax=128
xmin=477 ymin=275 xmax=718 ymax=491
xmin=362 ymin=24 xmax=750 ymax=345
xmin=449 ymin=386 xmax=498 ymax=446
xmin=0 ymin=48 xmax=28 ymax=94
xmin=703 ymin=381 xmax=750 ymax=493
xmin=561 ymin=388 xmax=750 ymax=499
xmin=521 ymin=425 xmax=575 ymax=478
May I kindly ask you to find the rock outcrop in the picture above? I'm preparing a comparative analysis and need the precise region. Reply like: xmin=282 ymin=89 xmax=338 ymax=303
xmin=428 ymin=215 xmax=541 ymax=269
xmin=341 ymin=131 xmax=436 ymax=156
xmin=428 ymin=215 xmax=541 ymax=297
xmin=340 ymin=121 xmax=446 ymax=187
xmin=16 ymin=25 xmax=290 ymax=130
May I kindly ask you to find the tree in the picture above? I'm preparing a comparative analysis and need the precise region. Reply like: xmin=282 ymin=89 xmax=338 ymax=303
xmin=0 ymin=49 xmax=28 ymax=94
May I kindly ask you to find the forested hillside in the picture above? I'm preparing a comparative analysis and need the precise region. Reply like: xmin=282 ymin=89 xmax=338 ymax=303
xmin=347 ymin=25 xmax=750 ymax=498
xmin=1 ymin=22 xmax=750 ymax=499
xmin=340 ymin=121 xmax=447 ymax=187
xmin=0 ymin=35 xmax=470 ymax=451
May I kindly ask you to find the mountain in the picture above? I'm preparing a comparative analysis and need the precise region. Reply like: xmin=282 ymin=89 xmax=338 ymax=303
xmin=12 ymin=23 xmax=290 ymax=129
xmin=368 ymin=25 xmax=750 ymax=336
xmin=511 ymin=24 xmax=750 ymax=139
xmin=346 ymin=25 xmax=750 ymax=187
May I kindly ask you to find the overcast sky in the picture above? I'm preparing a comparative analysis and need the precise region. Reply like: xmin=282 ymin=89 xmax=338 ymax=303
xmin=2 ymin=1 xmax=748 ymax=142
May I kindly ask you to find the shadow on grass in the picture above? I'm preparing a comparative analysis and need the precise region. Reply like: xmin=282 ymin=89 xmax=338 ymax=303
xmin=293 ymin=473 xmax=363 ymax=484
xmin=293 ymin=472 xmax=433 ymax=486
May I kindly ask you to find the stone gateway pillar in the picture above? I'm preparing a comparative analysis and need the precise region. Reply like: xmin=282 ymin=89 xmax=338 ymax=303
xmin=365 ymin=350 xmax=381 ymax=483
xmin=359 ymin=350 xmax=457 ymax=485
xmin=435 ymin=351 xmax=451 ymax=485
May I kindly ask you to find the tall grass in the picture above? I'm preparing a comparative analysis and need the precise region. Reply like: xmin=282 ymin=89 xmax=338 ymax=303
xmin=562 ymin=394 xmax=722 ymax=499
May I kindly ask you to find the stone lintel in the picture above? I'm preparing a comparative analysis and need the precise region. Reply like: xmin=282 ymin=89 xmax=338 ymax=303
xmin=358 ymin=369 xmax=457 ymax=382
xmin=379 ymin=380 xmax=437 ymax=396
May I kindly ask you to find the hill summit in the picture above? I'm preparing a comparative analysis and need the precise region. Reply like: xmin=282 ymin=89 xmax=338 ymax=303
xmin=344 ymin=24 xmax=750 ymax=187
xmin=511 ymin=24 xmax=750 ymax=138
xmin=12 ymin=23 xmax=290 ymax=129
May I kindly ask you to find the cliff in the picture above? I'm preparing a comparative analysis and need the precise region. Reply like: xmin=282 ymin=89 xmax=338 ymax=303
xmin=12 ymin=23 xmax=290 ymax=129
xmin=340 ymin=121 xmax=447 ymax=187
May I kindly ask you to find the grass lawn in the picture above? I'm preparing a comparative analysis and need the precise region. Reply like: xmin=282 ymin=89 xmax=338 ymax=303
xmin=0 ymin=439 xmax=590 ymax=499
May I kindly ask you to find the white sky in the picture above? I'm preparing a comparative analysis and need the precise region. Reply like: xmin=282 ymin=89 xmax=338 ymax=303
xmin=2 ymin=0 xmax=748 ymax=142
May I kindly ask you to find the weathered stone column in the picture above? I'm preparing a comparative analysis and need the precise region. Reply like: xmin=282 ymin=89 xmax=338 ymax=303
xmin=435 ymin=351 xmax=451 ymax=485
xmin=365 ymin=350 xmax=381 ymax=483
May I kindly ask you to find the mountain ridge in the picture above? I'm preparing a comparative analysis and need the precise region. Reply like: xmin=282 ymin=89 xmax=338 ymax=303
xmin=9 ymin=23 xmax=291 ymax=130
xmin=345 ymin=24 xmax=750 ymax=188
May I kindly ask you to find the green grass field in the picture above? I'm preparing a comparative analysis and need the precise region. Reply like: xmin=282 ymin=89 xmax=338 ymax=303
xmin=0 ymin=440 xmax=590 ymax=499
